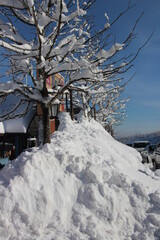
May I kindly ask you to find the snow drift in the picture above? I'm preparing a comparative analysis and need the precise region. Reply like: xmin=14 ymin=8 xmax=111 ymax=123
xmin=0 ymin=113 xmax=160 ymax=240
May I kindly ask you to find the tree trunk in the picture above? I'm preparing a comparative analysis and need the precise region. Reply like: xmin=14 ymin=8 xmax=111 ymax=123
xmin=37 ymin=67 xmax=51 ymax=145
xmin=42 ymin=104 xmax=51 ymax=144
xmin=70 ymin=89 xmax=74 ymax=120
xmin=66 ymin=93 xmax=69 ymax=112
xmin=94 ymin=108 xmax=96 ymax=120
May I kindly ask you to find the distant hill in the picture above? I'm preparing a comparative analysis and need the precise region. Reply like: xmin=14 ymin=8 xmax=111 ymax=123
xmin=117 ymin=132 xmax=160 ymax=145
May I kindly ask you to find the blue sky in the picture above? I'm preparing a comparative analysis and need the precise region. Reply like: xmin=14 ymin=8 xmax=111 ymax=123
xmin=91 ymin=0 xmax=160 ymax=137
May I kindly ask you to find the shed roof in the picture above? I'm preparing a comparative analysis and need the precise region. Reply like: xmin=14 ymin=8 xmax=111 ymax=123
xmin=0 ymin=94 xmax=36 ymax=134
xmin=0 ymin=122 xmax=4 ymax=134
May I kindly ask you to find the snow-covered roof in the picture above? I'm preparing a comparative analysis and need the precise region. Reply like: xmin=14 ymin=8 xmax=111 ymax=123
xmin=0 ymin=122 xmax=4 ymax=134
xmin=3 ymin=109 xmax=36 ymax=133
xmin=0 ymin=94 xmax=36 ymax=134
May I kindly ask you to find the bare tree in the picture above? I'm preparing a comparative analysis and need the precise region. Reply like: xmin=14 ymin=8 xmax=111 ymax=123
xmin=0 ymin=0 xmax=150 ymax=143
xmin=0 ymin=0 xmax=99 ymax=144
xmin=66 ymin=2 xmax=151 ymax=132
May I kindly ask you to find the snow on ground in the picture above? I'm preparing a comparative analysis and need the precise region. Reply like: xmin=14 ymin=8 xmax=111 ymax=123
xmin=0 ymin=113 xmax=160 ymax=240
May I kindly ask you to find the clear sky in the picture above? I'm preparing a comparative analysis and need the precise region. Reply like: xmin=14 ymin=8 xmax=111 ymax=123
xmin=91 ymin=0 xmax=160 ymax=137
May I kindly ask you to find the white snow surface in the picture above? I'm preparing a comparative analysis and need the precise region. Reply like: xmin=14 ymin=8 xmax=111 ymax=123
xmin=0 ymin=122 xmax=4 ymax=134
xmin=0 ymin=113 xmax=160 ymax=240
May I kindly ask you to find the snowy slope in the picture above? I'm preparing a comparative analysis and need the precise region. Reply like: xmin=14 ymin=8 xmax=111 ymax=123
xmin=0 ymin=113 xmax=160 ymax=240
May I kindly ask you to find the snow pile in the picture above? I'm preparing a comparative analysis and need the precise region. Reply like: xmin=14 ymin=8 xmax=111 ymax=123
xmin=0 ymin=113 xmax=160 ymax=240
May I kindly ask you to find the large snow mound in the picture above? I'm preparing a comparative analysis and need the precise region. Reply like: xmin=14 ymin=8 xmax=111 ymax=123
xmin=0 ymin=113 xmax=160 ymax=240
